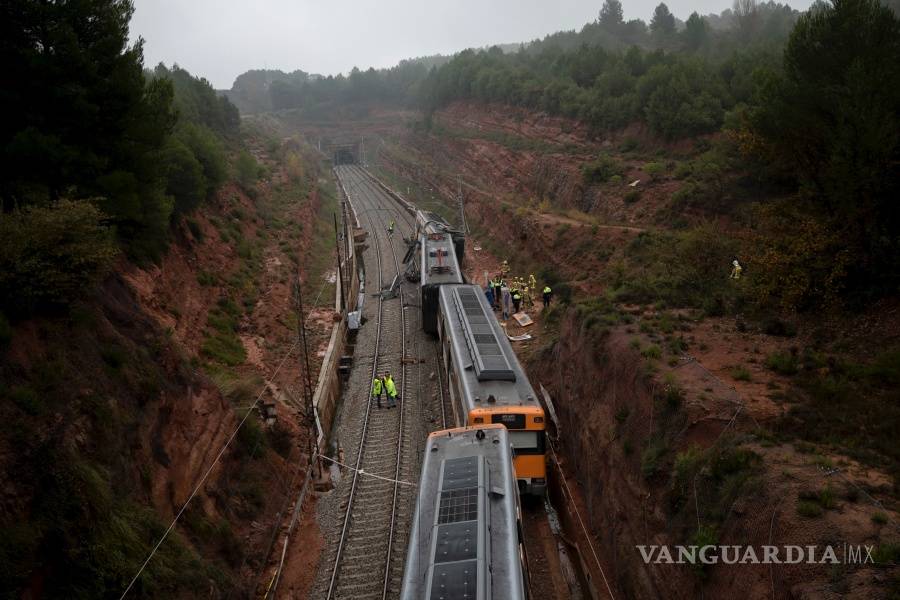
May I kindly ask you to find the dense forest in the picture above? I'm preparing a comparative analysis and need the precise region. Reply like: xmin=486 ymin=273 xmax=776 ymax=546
xmin=416 ymin=0 xmax=900 ymax=309
xmin=250 ymin=0 xmax=891 ymax=312
xmin=222 ymin=55 xmax=452 ymax=115
xmin=1 ymin=0 xmax=249 ymax=318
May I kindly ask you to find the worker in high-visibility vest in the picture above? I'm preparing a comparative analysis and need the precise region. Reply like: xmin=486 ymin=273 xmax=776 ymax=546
xmin=512 ymin=288 xmax=522 ymax=314
xmin=372 ymin=375 xmax=385 ymax=409
xmin=542 ymin=285 xmax=553 ymax=309
xmin=730 ymin=259 xmax=743 ymax=280
xmin=384 ymin=372 xmax=398 ymax=408
xmin=388 ymin=220 xmax=395 ymax=235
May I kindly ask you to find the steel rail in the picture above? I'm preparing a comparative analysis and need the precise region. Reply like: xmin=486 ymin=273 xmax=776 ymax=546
xmin=325 ymin=167 xmax=389 ymax=599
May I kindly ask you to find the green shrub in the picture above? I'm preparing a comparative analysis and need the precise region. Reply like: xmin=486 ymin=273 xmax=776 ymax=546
xmin=624 ymin=190 xmax=641 ymax=204
xmin=236 ymin=415 xmax=267 ymax=460
xmin=644 ymin=162 xmax=665 ymax=180
xmin=765 ymin=350 xmax=798 ymax=375
xmin=663 ymin=383 xmax=684 ymax=409
xmin=197 ymin=271 xmax=217 ymax=286
xmin=797 ymin=499 xmax=823 ymax=518
xmin=163 ymin=137 xmax=206 ymax=214
xmin=871 ymin=542 xmax=900 ymax=566
xmin=673 ymin=162 xmax=693 ymax=179
xmin=641 ymin=344 xmax=662 ymax=359
xmin=730 ymin=366 xmax=752 ymax=381
xmin=818 ymin=486 xmax=838 ymax=509
xmin=642 ymin=439 xmax=667 ymax=478
xmin=872 ymin=512 xmax=888 ymax=525
xmin=236 ymin=150 xmax=260 ymax=192
xmin=177 ymin=123 xmax=227 ymax=197
xmin=201 ymin=334 xmax=246 ymax=366
xmin=762 ymin=317 xmax=798 ymax=337
xmin=673 ymin=446 xmax=703 ymax=491
xmin=689 ymin=524 xmax=719 ymax=578
xmin=0 ymin=201 xmax=117 ymax=315
xmin=185 ymin=217 xmax=204 ymax=241
xmin=581 ymin=154 xmax=624 ymax=184
xmin=619 ymin=137 xmax=639 ymax=152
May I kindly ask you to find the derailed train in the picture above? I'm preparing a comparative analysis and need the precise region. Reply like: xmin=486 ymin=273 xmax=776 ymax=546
xmin=398 ymin=209 xmax=545 ymax=598
xmin=399 ymin=425 xmax=529 ymax=600
xmin=411 ymin=209 xmax=548 ymax=496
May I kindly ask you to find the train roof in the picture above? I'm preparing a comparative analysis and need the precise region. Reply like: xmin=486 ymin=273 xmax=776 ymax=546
xmin=421 ymin=230 xmax=464 ymax=286
xmin=400 ymin=425 xmax=525 ymax=600
xmin=416 ymin=209 xmax=451 ymax=234
xmin=439 ymin=284 xmax=540 ymax=411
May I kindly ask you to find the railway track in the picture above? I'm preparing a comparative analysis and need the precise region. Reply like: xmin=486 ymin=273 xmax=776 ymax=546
xmin=312 ymin=165 xmax=453 ymax=599
xmin=316 ymin=166 xmax=413 ymax=600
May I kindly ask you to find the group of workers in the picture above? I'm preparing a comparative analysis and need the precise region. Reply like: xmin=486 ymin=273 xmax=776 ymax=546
xmin=485 ymin=263 xmax=553 ymax=320
xmin=370 ymin=371 xmax=399 ymax=409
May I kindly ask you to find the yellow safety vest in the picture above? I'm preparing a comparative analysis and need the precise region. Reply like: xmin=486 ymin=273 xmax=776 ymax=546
xmin=385 ymin=377 xmax=397 ymax=397
xmin=372 ymin=378 xmax=382 ymax=394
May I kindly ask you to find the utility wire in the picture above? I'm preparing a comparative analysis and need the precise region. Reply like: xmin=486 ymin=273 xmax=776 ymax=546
xmin=121 ymin=268 xmax=336 ymax=598
xmin=120 ymin=340 xmax=299 ymax=599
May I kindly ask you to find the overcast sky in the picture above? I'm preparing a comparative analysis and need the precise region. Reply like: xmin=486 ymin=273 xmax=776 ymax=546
xmin=130 ymin=0 xmax=812 ymax=90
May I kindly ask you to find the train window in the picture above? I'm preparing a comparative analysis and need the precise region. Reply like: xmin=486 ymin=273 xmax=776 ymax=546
xmin=508 ymin=431 xmax=543 ymax=455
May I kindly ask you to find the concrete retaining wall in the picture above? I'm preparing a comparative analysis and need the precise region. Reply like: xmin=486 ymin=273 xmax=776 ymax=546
xmin=311 ymin=170 xmax=362 ymax=448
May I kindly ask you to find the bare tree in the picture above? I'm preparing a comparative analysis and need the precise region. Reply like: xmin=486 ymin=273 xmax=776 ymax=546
xmin=733 ymin=0 xmax=760 ymax=38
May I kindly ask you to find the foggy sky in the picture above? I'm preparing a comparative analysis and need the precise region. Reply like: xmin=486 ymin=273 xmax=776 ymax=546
xmin=130 ymin=0 xmax=814 ymax=90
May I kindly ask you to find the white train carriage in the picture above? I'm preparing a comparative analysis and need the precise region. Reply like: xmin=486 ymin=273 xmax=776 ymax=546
xmin=400 ymin=425 xmax=529 ymax=600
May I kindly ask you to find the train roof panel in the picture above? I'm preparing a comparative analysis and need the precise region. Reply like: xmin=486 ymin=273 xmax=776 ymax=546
xmin=452 ymin=286 xmax=515 ymax=381
xmin=400 ymin=426 xmax=525 ymax=600
xmin=439 ymin=284 xmax=540 ymax=410
xmin=421 ymin=231 xmax=463 ymax=286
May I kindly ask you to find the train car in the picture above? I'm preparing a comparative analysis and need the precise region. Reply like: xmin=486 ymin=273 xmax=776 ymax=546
xmin=416 ymin=209 xmax=465 ymax=266
xmin=399 ymin=425 xmax=529 ymax=600
xmin=437 ymin=284 xmax=547 ymax=496
xmin=419 ymin=226 xmax=464 ymax=335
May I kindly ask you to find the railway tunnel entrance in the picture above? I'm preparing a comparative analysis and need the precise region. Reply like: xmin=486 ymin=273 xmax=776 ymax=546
xmin=327 ymin=141 xmax=360 ymax=165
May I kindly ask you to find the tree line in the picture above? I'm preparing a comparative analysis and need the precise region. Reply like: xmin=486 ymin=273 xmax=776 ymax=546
xmin=1 ymin=0 xmax=244 ymax=315
xmin=419 ymin=0 xmax=799 ymax=139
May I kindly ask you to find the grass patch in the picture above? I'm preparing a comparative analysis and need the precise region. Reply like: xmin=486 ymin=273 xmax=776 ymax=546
xmin=730 ymin=365 xmax=752 ymax=381
xmin=641 ymin=344 xmax=662 ymax=360
xmin=642 ymin=439 xmax=668 ymax=479
xmin=765 ymin=350 xmax=799 ymax=375
xmin=797 ymin=486 xmax=838 ymax=517
xmin=777 ymin=345 xmax=900 ymax=492
xmin=872 ymin=542 xmax=900 ymax=566
xmin=197 ymin=271 xmax=218 ymax=287
xmin=797 ymin=500 xmax=824 ymax=518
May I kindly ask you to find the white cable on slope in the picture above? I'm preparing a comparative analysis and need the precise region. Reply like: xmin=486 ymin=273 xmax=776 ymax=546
xmin=121 ymin=268 xmax=336 ymax=598
xmin=549 ymin=443 xmax=617 ymax=600
xmin=120 ymin=340 xmax=299 ymax=599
